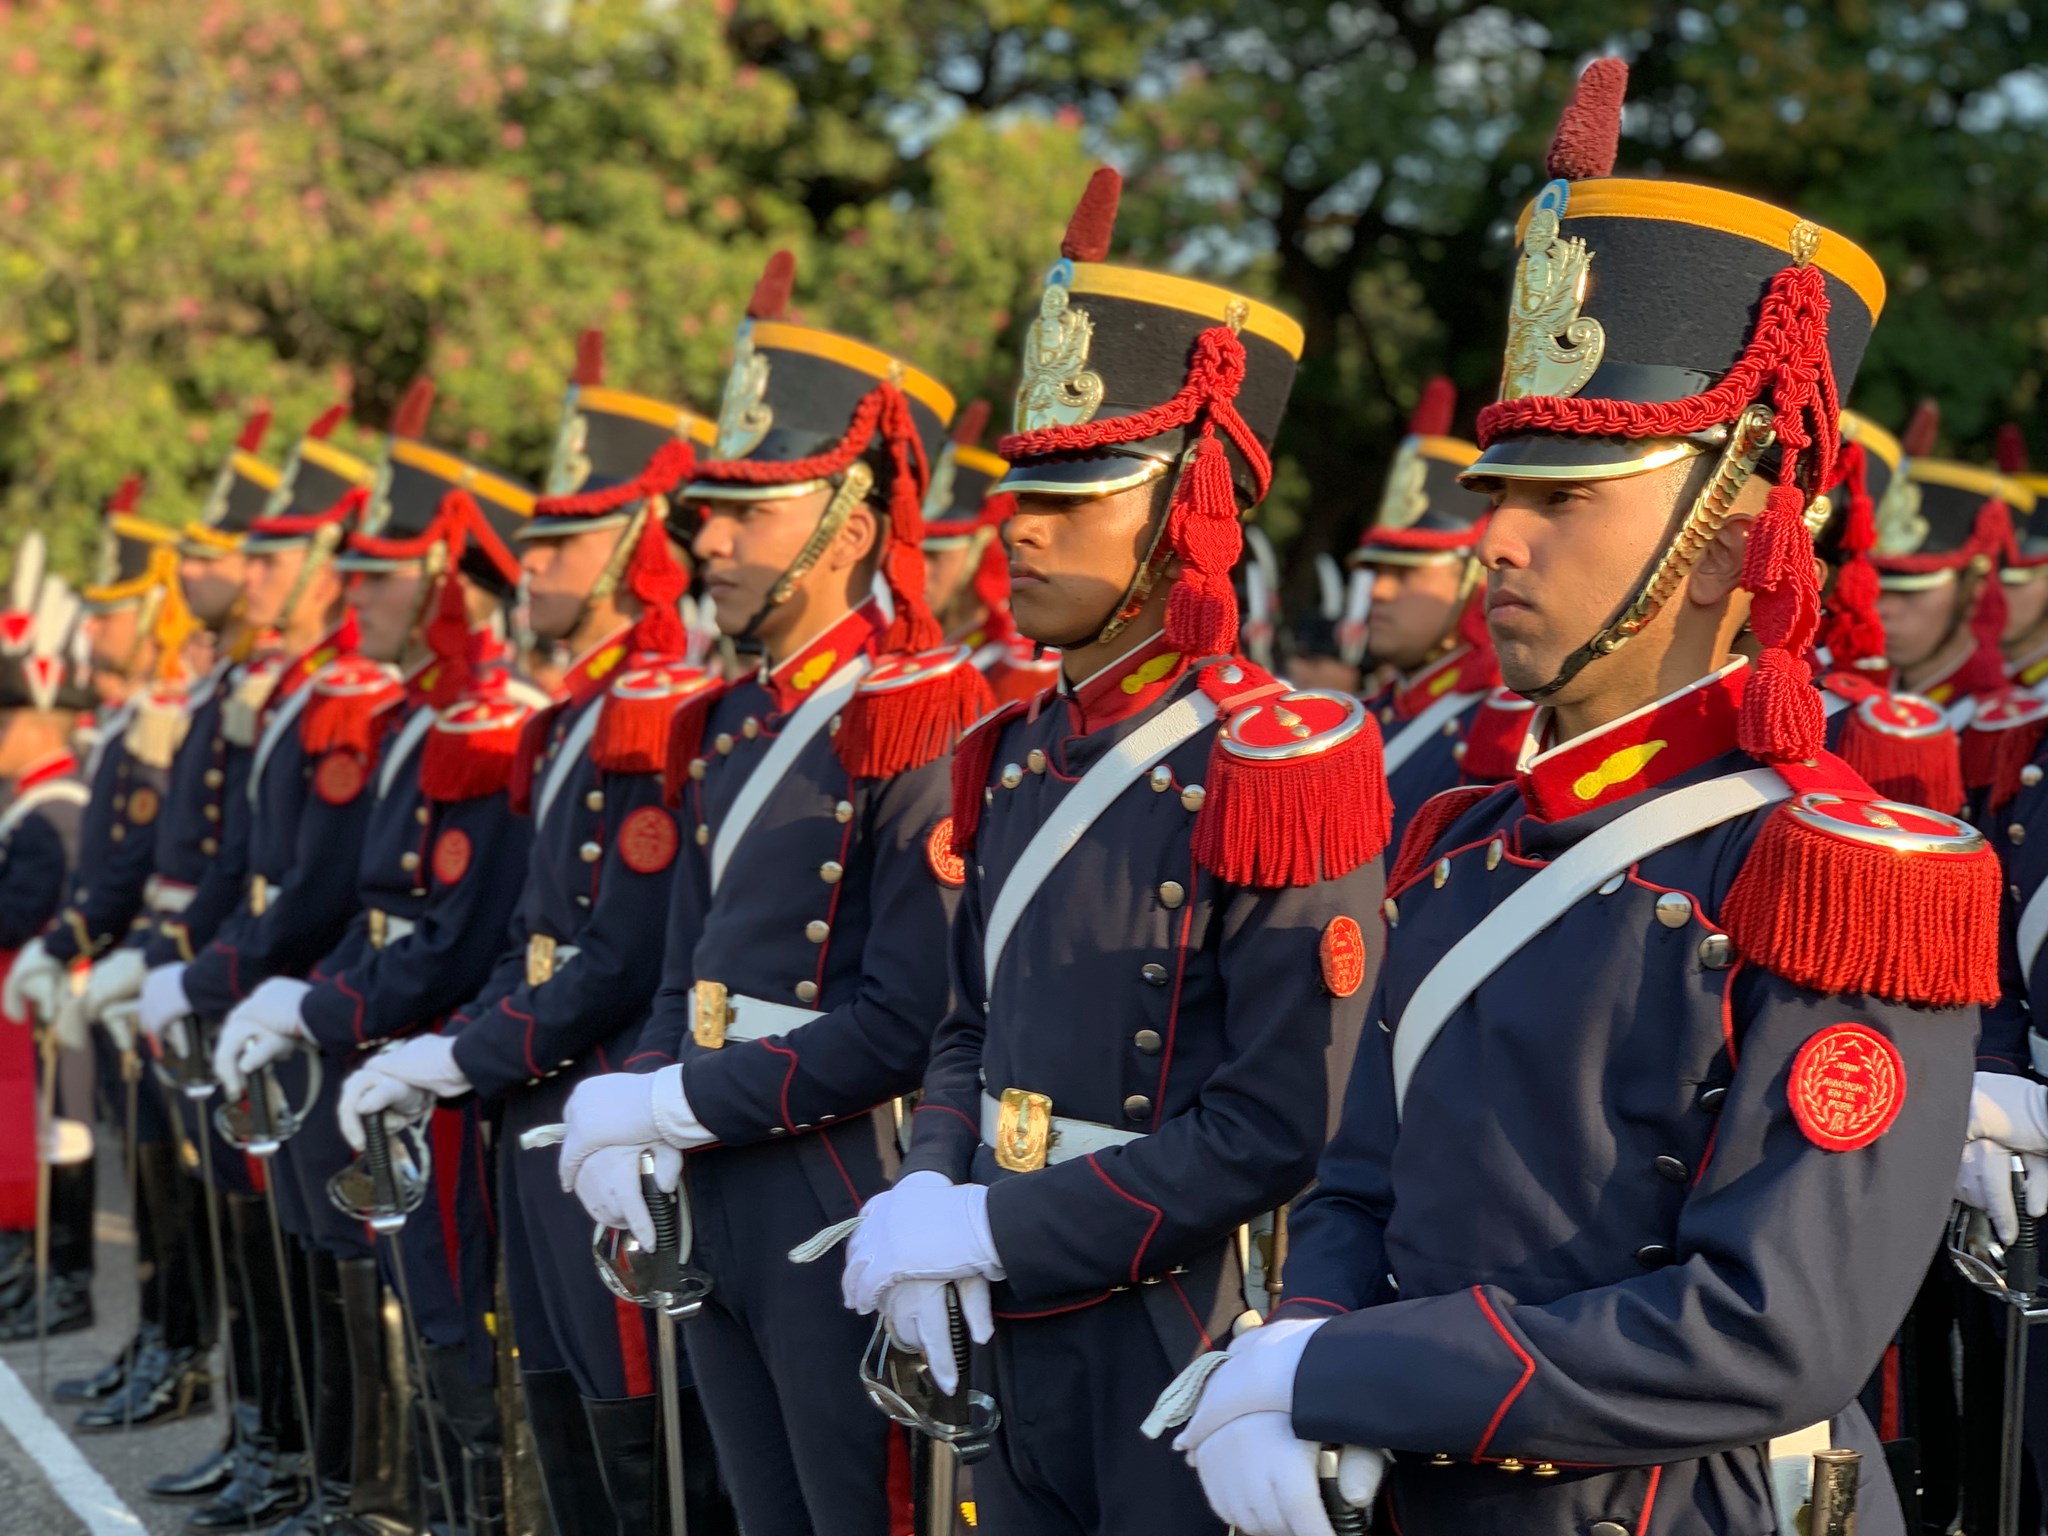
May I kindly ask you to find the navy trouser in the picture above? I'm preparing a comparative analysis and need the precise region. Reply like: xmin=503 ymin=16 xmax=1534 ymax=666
xmin=94 ymin=1023 xmax=173 ymax=1146
xmin=269 ymin=1046 xmax=372 ymax=1259
xmin=499 ymin=1067 xmax=656 ymax=1403
xmin=972 ymin=1288 xmax=1222 ymax=1536
xmin=684 ymin=1133 xmax=913 ymax=1536
xmin=381 ymin=1100 xmax=497 ymax=1384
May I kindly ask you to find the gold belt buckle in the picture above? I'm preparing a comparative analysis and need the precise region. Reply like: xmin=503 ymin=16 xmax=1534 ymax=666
xmin=249 ymin=876 xmax=268 ymax=917
xmin=526 ymin=934 xmax=557 ymax=987
xmin=367 ymin=909 xmax=388 ymax=950
xmin=693 ymin=980 xmax=733 ymax=1050
xmin=994 ymin=1088 xmax=1053 ymax=1173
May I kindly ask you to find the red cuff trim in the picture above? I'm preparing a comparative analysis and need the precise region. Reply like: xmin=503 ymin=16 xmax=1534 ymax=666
xmin=1084 ymin=1154 xmax=1166 ymax=1284
xmin=1469 ymin=1285 xmax=1536 ymax=1462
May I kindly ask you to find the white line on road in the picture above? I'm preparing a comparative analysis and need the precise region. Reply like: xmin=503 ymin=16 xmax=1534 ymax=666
xmin=0 ymin=1357 xmax=145 ymax=1535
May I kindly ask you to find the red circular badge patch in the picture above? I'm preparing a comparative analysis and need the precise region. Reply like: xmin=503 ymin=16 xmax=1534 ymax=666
xmin=1788 ymin=1023 xmax=1906 ymax=1152
xmin=432 ymin=828 xmax=473 ymax=885
xmin=926 ymin=817 xmax=966 ymax=886
xmin=618 ymin=806 xmax=679 ymax=875
xmin=314 ymin=754 xmax=366 ymax=806
xmin=1319 ymin=916 xmax=1367 ymax=998
xmin=127 ymin=785 xmax=159 ymax=826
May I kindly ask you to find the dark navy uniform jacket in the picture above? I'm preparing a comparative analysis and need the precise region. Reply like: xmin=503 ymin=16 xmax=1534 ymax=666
xmin=447 ymin=631 xmax=681 ymax=1101
xmin=184 ymin=629 xmax=393 ymax=1020
xmin=42 ymin=694 xmax=174 ymax=967
xmin=1368 ymin=645 xmax=1517 ymax=848
xmin=629 ymin=604 xmax=959 ymax=1219
xmin=1274 ymin=660 xmax=1975 ymax=1536
xmin=0 ymin=753 xmax=89 ymax=951
xmin=1962 ymin=689 xmax=2048 ymax=1075
xmin=899 ymin=632 xmax=1384 ymax=1369
xmin=299 ymin=660 xmax=545 ymax=1060
xmin=144 ymin=656 xmax=262 ymax=967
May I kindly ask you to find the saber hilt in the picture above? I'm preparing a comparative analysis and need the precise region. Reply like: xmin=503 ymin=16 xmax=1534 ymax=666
xmin=363 ymin=1111 xmax=405 ymax=1233
xmin=1318 ymin=1445 xmax=1368 ymax=1534
xmin=245 ymin=1063 xmax=279 ymax=1154
xmin=2011 ymin=1156 xmax=2038 ymax=1304
xmin=932 ymin=1284 xmax=972 ymax=1426
xmin=643 ymin=1156 xmax=681 ymax=1257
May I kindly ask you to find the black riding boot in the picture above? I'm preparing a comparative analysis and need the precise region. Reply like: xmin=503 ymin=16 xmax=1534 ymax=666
xmin=338 ymin=1254 xmax=411 ymax=1532
xmin=520 ymin=1370 xmax=612 ymax=1536
xmin=0 ymin=1155 xmax=95 ymax=1339
xmin=262 ymin=1247 xmax=354 ymax=1535
xmin=585 ymin=1391 xmax=735 ymax=1536
xmin=185 ymin=1195 xmax=309 ymax=1529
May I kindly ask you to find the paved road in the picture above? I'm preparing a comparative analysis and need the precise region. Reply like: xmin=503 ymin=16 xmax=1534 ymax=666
xmin=0 ymin=1144 xmax=221 ymax=1536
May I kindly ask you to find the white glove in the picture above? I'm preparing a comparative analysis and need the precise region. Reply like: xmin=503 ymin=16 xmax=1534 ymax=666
xmin=1175 ymin=1319 xmax=1326 ymax=1458
xmin=5 ymin=938 xmax=60 ymax=1024
xmin=214 ymin=979 xmax=312 ymax=1099
xmin=99 ymin=1001 xmax=139 ymax=1056
xmin=1967 ymin=1071 xmax=2048 ymax=1156
xmin=573 ymin=1143 xmax=681 ymax=1253
xmin=840 ymin=1171 xmax=1005 ymax=1315
xmin=337 ymin=1035 xmax=469 ymax=1152
xmin=1186 ymin=1412 xmax=1341 ymax=1536
xmin=557 ymin=1071 xmax=663 ymax=1193
xmin=138 ymin=963 xmax=190 ymax=1040
xmin=878 ymin=1276 xmax=994 ymax=1396
xmin=1958 ymin=1137 xmax=2048 ymax=1245
xmin=84 ymin=949 xmax=147 ymax=1020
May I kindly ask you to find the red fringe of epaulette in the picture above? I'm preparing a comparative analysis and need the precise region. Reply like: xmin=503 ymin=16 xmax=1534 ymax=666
xmin=594 ymin=684 xmax=688 ymax=776
xmin=1388 ymin=784 xmax=1495 ymax=896
xmin=946 ymin=701 xmax=1027 ymax=856
xmin=1190 ymin=712 xmax=1392 ymax=888
xmin=420 ymin=717 xmax=524 ymax=803
xmin=661 ymin=681 xmax=735 ymax=808
xmin=301 ymin=677 xmax=401 ymax=759
xmin=1722 ymin=789 xmax=2001 ymax=1011
xmin=1962 ymin=710 xmax=2048 ymax=816
xmin=1838 ymin=709 xmax=1966 ymax=815
xmin=834 ymin=663 xmax=995 ymax=780
xmin=507 ymin=703 xmax=565 ymax=816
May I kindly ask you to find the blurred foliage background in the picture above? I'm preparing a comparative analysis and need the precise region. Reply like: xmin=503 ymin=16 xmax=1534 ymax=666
xmin=3 ymin=0 xmax=2045 ymax=606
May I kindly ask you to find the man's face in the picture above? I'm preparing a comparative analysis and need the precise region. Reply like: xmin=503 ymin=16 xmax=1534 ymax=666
xmin=520 ymin=528 xmax=618 ymax=644
xmin=180 ymin=553 xmax=245 ymax=627
xmin=1474 ymin=453 xmax=1699 ymax=697
xmin=1364 ymin=559 xmax=1466 ymax=673
xmin=85 ymin=604 xmax=140 ymax=676
xmin=1003 ymin=479 xmax=1164 ymax=649
xmin=348 ymin=568 xmax=425 ymax=664
xmin=691 ymin=486 xmax=838 ymax=645
xmin=242 ymin=547 xmax=308 ymax=631
xmin=923 ymin=540 xmax=974 ymax=620
xmin=2005 ymin=572 xmax=2048 ymax=647
xmin=1879 ymin=580 xmax=1965 ymax=673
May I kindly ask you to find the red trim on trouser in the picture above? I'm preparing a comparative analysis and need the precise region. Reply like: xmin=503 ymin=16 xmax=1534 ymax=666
xmin=433 ymin=1107 xmax=464 ymax=1292
xmin=613 ymin=1298 xmax=653 ymax=1397
xmin=1881 ymin=1341 xmax=1901 ymax=1441
xmin=885 ymin=1424 xmax=914 ymax=1536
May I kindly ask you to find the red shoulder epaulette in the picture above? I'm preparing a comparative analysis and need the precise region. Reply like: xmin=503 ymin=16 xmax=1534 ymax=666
xmin=1960 ymin=688 xmax=2048 ymax=816
xmin=835 ymin=644 xmax=996 ymax=780
xmin=1388 ymin=784 xmax=1497 ymax=896
xmin=1190 ymin=663 xmax=1391 ymax=889
xmin=1831 ymin=682 xmax=1964 ymax=815
xmin=945 ymin=698 xmax=1029 ymax=857
xmin=592 ymin=662 xmax=720 ymax=777
xmin=421 ymin=687 xmax=543 ymax=804
xmin=1721 ymin=752 xmax=1999 ymax=1008
xmin=301 ymin=657 xmax=402 ymax=760
xmin=661 ymin=675 xmax=742 ymax=808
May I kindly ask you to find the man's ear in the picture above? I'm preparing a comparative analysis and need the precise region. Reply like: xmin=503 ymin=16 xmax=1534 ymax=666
xmin=826 ymin=501 xmax=880 ymax=573
xmin=1687 ymin=473 xmax=1776 ymax=608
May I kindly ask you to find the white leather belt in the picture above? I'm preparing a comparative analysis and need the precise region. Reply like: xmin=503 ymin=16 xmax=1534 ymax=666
xmin=980 ymin=1090 xmax=1143 ymax=1172
xmin=692 ymin=982 xmax=821 ymax=1048
xmin=144 ymin=877 xmax=195 ymax=915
